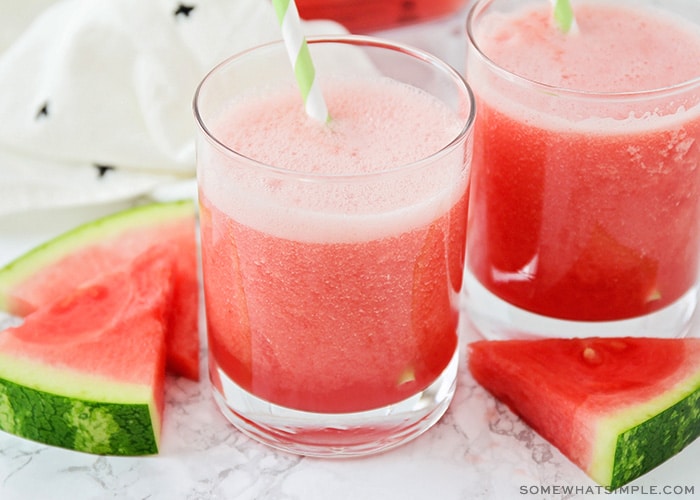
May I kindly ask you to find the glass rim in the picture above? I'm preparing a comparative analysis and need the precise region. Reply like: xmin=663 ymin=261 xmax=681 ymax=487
xmin=193 ymin=34 xmax=475 ymax=182
xmin=466 ymin=0 xmax=700 ymax=100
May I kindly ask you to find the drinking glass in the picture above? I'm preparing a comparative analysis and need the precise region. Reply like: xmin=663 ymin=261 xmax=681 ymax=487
xmin=194 ymin=35 xmax=474 ymax=456
xmin=464 ymin=0 xmax=700 ymax=340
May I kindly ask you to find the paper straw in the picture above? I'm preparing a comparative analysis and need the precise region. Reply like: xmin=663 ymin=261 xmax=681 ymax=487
xmin=272 ymin=0 xmax=330 ymax=123
xmin=551 ymin=0 xmax=579 ymax=34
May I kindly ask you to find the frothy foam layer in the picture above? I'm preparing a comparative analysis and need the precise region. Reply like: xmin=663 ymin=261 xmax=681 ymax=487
xmin=199 ymin=77 xmax=468 ymax=243
xmin=477 ymin=3 xmax=700 ymax=92
xmin=469 ymin=2 xmax=700 ymax=129
xmin=214 ymin=78 xmax=462 ymax=174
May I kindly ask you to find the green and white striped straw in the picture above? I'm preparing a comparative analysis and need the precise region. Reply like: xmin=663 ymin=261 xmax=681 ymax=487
xmin=551 ymin=0 xmax=578 ymax=34
xmin=272 ymin=0 xmax=330 ymax=123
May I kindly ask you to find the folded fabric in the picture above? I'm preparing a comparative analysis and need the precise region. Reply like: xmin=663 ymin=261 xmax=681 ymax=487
xmin=0 ymin=0 xmax=344 ymax=216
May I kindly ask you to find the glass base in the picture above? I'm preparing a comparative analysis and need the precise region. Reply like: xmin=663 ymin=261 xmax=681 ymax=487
xmin=464 ymin=271 xmax=698 ymax=340
xmin=210 ymin=348 xmax=459 ymax=457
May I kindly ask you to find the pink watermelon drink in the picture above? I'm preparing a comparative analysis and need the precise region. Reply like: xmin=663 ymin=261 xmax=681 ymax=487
xmin=465 ymin=0 xmax=700 ymax=339
xmin=200 ymin=191 xmax=468 ymax=413
xmin=194 ymin=37 xmax=474 ymax=455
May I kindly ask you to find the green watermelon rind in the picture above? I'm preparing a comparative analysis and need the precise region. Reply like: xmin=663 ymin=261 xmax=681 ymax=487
xmin=0 ymin=353 xmax=159 ymax=455
xmin=590 ymin=370 xmax=700 ymax=489
xmin=0 ymin=200 xmax=195 ymax=312
xmin=0 ymin=377 xmax=157 ymax=456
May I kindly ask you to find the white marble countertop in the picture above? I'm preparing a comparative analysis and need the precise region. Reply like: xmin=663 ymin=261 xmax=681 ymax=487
xmin=1 ymin=11 xmax=700 ymax=500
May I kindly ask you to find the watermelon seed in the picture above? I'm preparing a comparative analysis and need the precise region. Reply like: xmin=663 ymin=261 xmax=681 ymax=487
xmin=397 ymin=367 xmax=416 ymax=385
xmin=608 ymin=339 xmax=629 ymax=351
xmin=646 ymin=288 xmax=662 ymax=303
xmin=582 ymin=347 xmax=603 ymax=365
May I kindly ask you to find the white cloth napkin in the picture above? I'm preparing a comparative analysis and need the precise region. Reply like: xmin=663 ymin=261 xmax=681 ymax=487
xmin=0 ymin=0 xmax=344 ymax=216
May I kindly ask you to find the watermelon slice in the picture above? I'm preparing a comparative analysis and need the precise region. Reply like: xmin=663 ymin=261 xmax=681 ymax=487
xmin=0 ymin=200 xmax=200 ymax=380
xmin=468 ymin=337 xmax=700 ymax=489
xmin=0 ymin=246 xmax=173 ymax=455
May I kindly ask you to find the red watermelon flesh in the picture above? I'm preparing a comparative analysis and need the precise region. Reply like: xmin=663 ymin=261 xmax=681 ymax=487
xmin=0 ymin=246 xmax=173 ymax=455
xmin=468 ymin=337 xmax=700 ymax=488
xmin=0 ymin=201 xmax=199 ymax=380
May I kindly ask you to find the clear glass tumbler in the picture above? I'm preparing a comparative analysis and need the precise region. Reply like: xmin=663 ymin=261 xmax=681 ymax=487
xmin=194 ymin=35 xmax=474 ymax=456
xmin=464 ymin=0 xmax=700 ymax=340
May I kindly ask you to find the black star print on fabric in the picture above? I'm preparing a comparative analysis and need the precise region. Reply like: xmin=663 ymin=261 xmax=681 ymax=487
xmin=36 ymin=102 xmax=49 ymax=120
xmin=94 ymin=164 xmax=116 ymax=178
xmin=174 ymin=3 xmax=195 ymax=18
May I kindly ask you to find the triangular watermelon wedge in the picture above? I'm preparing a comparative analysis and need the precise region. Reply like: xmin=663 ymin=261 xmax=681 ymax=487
xmin=0 ymin=200 xmax=200 ymax=380
xmin=468 ymin=337 xmax=700 ymax=489
xmin=0 ymin=246 xmax=173 ymax=455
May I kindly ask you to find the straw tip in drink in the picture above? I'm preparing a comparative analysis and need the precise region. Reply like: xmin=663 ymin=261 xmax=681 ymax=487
xmin=552 ymin=0 xmax=578 ymax=34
